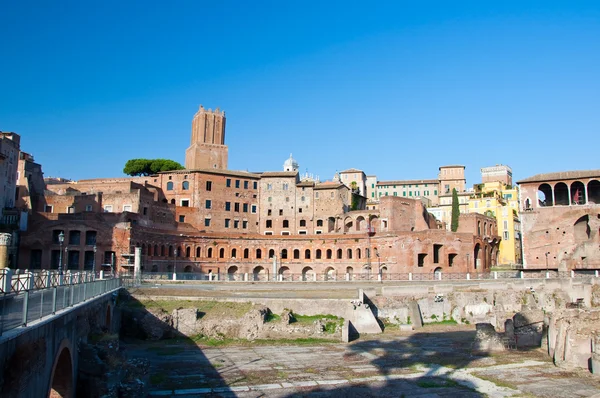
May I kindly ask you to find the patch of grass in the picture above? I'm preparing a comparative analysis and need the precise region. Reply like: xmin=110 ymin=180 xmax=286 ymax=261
xmin=190 ymin=335 xmax=338 ymax=348
xmin=473 ymin=373 xmax=519 ymax=390
xmin=127 ymin=299 xmax=253 ymax=317
xmin=293 ymin=314 xmax=341 ymax=323
xmin=424 ymin=319 xmax=458 ymax=326
xmin=265 ymin=313 xmax=281 ymax=323
xmin=416 ymin=378 xmax=459 ymax=388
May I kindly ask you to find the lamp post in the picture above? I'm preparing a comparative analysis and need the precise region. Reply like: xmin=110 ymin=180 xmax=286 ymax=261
xmin=467 ymin=253 xmax=470 ymax=270
xmin=374 ymin=248 xmax=381 ymax=274
xmin=545 ymin=252 xmax=549 ymax=272
xmin=93 ymin=245 xmax=97 ymax=271
xmin=58 ymin=231 xmax=64 ymax=275
xmin=174 ymin=248 xmax=178 ymax=275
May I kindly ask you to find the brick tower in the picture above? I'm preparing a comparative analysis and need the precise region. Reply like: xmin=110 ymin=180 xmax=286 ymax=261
xmin=185 ymin=105 xmax=228 ymax=170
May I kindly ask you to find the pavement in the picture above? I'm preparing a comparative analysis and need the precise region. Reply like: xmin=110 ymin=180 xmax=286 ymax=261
xmin=124 ymin=325 xmax=600 ymax=398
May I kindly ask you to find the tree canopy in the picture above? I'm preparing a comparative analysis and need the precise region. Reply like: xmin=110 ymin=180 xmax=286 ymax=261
xmin=450 ymin=188 xmax=460 ymax=232
xmin=123 ymin=159 xmax=185 ymax=176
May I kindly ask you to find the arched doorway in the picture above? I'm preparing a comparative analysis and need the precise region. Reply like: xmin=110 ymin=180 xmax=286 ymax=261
xmin=324 ymin=266 xmax=336 ymax=281
xmin=184 ymin=265 xmax=193 ymax=273
xmin=253 ymin=266 xmax=265 ymax=281
xmin=433 ymin=267 xmax=442 ymax=279
xmin=473 ymin=244 xmax=481 ymax=270
xmin=228 ymin=266 xmax=239 ymax=281
xmin=279 ymin=266 xmax=291 ymax=281
xmin=301 ymin=266 xmax=313 ymax=282
xmin=538 ymin=183 xmax=553 ymax=207
xmin=554 ymin=182 xmax=569 ymax=206
xmin=49 ymin=346 xmax=73 ymax=398
xmin=346 ymin=266 xmax=354 ymax=280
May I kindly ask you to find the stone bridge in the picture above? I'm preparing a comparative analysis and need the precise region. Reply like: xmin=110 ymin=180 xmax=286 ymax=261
xmin=0 ymin=273 xmax=121 ymax=398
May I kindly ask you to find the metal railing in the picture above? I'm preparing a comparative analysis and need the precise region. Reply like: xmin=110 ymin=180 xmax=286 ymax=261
xmin=0 ymin=269 xmax=102 ymax=294
xmin=0 ymin=276 xmax=121 ymax=335
xmin=130 ymin=269 xmax=600 ymax=283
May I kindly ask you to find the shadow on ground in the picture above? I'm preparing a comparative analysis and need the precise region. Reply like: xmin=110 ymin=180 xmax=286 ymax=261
xmin=118 ymin=287 xmax=233 ymax=396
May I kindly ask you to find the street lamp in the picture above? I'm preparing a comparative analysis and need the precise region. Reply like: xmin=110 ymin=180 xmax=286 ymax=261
xmin=93 ymin=245 xmax=97 ymax=270
xmin=545 ymin=252 xmax=549 ymax=272
xmin=374 ymin=248 xmax=381 ymax=274
xmin=58 ymin=231 xmax=64 ymax=275
xmin=467 ymin=253 xmax=470 ymax=270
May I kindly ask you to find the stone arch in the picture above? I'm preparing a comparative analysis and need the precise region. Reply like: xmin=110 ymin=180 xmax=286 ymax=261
xmin=304 ymin=249 xmax=311 ymax=259
xmin=228 ymin=266 xmax=239 ymax=280
xmin=337 ymin=249 xmax=343 ymax=259
xmin=316 ymin=249 xmax=322 ymax=259
xmin=474 ymin=243 xmax=481 ymax=270
xmin=554 ymin=182 xmax=569 ymax=206
xmin=588 ymin=180 xmax=600 ymax=204
xmin=538 ymin=183 xmax=553 ymax=207
xmin=301 ymin=266 xmax=313 ymax=281
xmin=570 ymin=181 xmax=586 ymax=205
xmin=346 ymin=266 xmax=353 ymax=275
xmin=368 ymin=215 xmax=379 ymax=231
xmin=207 ymin=247 xmax=213 ymax=258
xmin=219 ymin=248 xmax=225 ymax=258
xmin=279 ymin=266 xmax=290 ymax=277
xmin=344 ymin=216 xmax=353 ymax=233
xmin=268 ymin=249 xmax=275 ymax=259
xmin=326 ymin=249 xmax=332 ymax=259
xmin=356 ymin=248 xmax=361 ymax=259
xmin=256 ymin=248 xmax=262 ymax=259
xmin=184 ymin=265 xmax=193 ymax=273
xmin=48 ymin=341 xmax=73 ymax=398
xmin=324 ymin=266 xmax=336 ymax=281
xmin=253 ymin=266 xmax=266 ymax=281
xmin=356 ymin=216 xmax=366 ymax=231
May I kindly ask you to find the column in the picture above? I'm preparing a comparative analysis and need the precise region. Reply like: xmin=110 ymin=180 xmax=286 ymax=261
xmin=0 ymin=233 xmax=12 ymax=269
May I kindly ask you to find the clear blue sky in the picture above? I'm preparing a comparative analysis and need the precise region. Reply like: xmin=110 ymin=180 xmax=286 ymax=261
xmin=1 ymin=1 xmax=599 ymax=186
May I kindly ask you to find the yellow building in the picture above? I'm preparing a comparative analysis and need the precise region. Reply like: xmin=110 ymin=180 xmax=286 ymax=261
xmin=468 ymin=181 xmax=522 ymax=265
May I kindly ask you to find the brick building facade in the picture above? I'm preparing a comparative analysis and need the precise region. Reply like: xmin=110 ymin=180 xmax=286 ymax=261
xmin=518 ymin=170 xmax=600 ymax=271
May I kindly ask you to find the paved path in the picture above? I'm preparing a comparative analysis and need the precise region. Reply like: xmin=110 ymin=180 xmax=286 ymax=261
xmin=125 ymin=327 xmax=600 ymax=397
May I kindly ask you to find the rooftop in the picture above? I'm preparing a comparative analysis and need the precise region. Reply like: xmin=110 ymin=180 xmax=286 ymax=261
xmin=517 ymin=170 xmax=600 ymax=184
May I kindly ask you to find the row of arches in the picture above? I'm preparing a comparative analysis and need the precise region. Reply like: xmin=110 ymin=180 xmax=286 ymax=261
xmin=139 ymin=242 xmax=378 ymax=262
xmin=534 ymin=180 xmax=600 ymax=208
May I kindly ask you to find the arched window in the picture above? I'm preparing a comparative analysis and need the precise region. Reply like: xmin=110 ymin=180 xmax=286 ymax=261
xmin=326 ymin=249 xmax=332 ymax=259
xmin=166 ymin=182 xmax=174 ymax=191
xmin=147 ymin=245 xmax=152 ymax=256
xmin=281 ymin=249 xmax=288 ymax=259
xmin=293 ymin=249 xmax=300 ymax=259
xmin=570 ymin=181 xmax=586 ymax=205
xmin=337 ymin=249 xmax=343 ymax=259
xmin=256 ymin=249 xmax=262 ymax=259
xmin=537 ymin=183 xmax=553 ymax=207
xmin=305 ymin=249 xmax=311 ymax=259
xmin=347 ymin=249 xmax=352 ymax=259
xmin=168 ymin=245 xmax=174 ymax=257
xmin=243 ymin=248 xmax=249 ymax=259
xmin=182 ymin=181 xmax=189 ymax=190
xmin=554 ymin=182 xmax=569 ymax=206
xmin=207 ymin=247 xmax=213 ymax=258
xmin=186 ymin=246 xmax=191 ymax=257
xmin=316 ymin=249 xmax=322 ymax=259
xmin=268 ymin=249 xmax=275 ymax=259
xmin=231 ymin=248 xmax=237 ymax=258
xmin=161 ymin=245 xmax=165 ymax=256
xmin=219 ymin=248 xmax=225 ymax=258
xmin=356 ymin=248 xmax=361 ymax=259
xmin=170 ymin=199 xmax=175 ymax=205
xmin=196 ymin=247 xmax=201 ymax=257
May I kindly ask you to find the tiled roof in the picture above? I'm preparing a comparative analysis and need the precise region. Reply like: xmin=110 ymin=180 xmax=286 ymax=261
xmin=517 ymin=170 xmax=600 ymax=184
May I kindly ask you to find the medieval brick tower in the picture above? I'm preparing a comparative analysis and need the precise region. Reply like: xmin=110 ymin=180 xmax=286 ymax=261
xmin=185 ymin=105 xmax=228 ymax=170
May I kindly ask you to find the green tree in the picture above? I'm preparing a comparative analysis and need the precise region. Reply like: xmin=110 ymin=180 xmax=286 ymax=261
xmin=451 ymin=188 xmax=460 ymax=232
xmin=123 ymin=158 xmax=184 ymax=176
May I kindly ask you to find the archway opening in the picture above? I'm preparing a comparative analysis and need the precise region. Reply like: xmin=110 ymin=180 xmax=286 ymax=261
xmin=433 ymin=267 xmax=442 ymax=279
xmin=537 ymin=183 xmax=553 ymax=207
xmin=49 ymin=347 xmax=73 ymax=398
xmin=253 ymin=266 xmax=265 ymax=281
xmin=184 ymin=265 xmax=193 ymax=273
xmin=324 ymin=266 xmax=336 ymax=281
xmin=228 ymin=266 xmax=239 ymax=281
xmin=588 ymin=180 xmax=600 ymax=204
xmin=474 ymin=244 xmax=481 ymax=270
xmin=554 ymin=182 xmax=569 ymax=206
xmin=570 ymin=181 xmax=586 ymax=205
xmin=278 ymin=266 xmax=290 ymax=280
xmin=301 ymin=266 xmax=313 ymax=281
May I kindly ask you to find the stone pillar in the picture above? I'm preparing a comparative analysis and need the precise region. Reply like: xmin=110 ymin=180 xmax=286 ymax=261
xmin=592 ymin=332 xmax=600 ymax=376
xmin=409 ymin=272 xmax=413 ymax=281
xmin=272 ymin=256 xmax=277 ymax=282
xmin=494 ymin=271 xmax=498 ymax=280
xmin=0 ymin=233 xmax=12 ymax=269
xmin=134 ymin=247 xmax=142 ymax=284
xmin=466 ymin=273 xmax=471 ymax=280
xmin=345 ymin=273 xmax=350 ymax=281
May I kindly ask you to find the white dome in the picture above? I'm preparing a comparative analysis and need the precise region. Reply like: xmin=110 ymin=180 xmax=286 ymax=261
xmin=283 ymin=153 xmax=299 ymax=172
